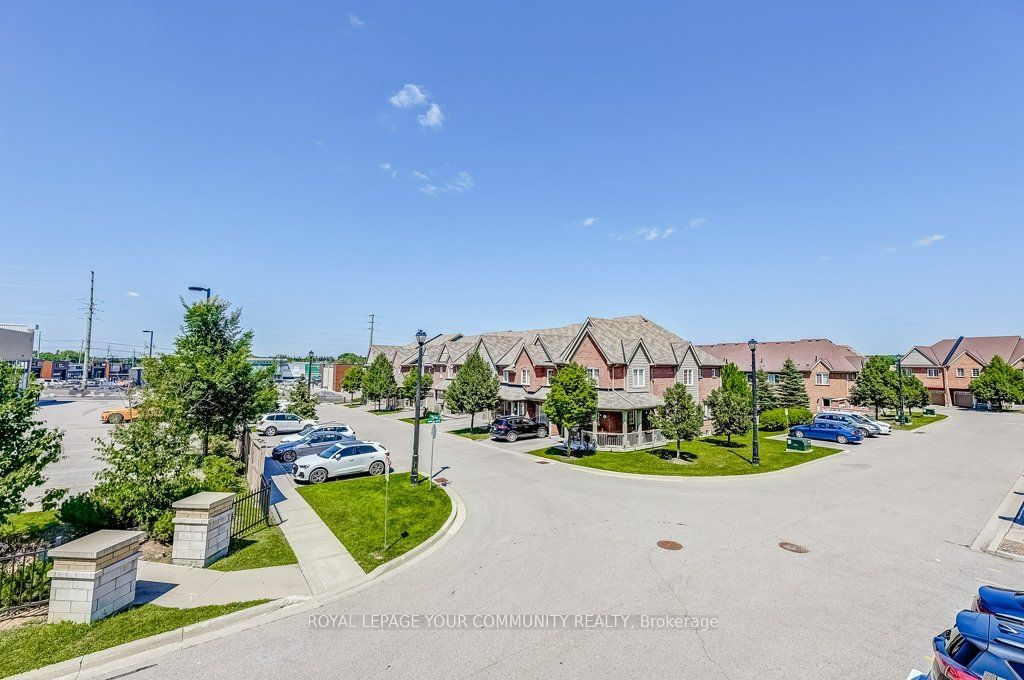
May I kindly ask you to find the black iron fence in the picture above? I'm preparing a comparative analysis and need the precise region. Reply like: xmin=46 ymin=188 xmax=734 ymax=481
xmin=231 ymin=480 xmax=271 ymax=540
xmin=0 ymin=546 xmax=52 ymax=618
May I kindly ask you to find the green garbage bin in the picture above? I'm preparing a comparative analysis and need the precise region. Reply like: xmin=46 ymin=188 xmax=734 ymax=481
xmin=924 ymin=407 xmax=935 ymax=416
xmin=787 ymin=437 xmax=812 ymax=452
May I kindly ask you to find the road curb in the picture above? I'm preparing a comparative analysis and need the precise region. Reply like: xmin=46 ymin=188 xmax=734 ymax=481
xmin=12 ymin=485 xmax=465 ymax=680
xmin=973 ymin=471 xmax=1024 ymax=559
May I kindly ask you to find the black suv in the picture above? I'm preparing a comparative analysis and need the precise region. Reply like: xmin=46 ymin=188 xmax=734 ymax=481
xmin=490 ymin=416 xmax=549 ymax=442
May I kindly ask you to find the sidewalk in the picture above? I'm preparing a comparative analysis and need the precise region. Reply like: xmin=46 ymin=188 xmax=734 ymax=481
xmin=973 ymin=469 xmax=1024 ymax=561
xmin=267 ymin=465 xmax=365 ymax=594
xmin=136 ymin=561 xmax=309 ymax=608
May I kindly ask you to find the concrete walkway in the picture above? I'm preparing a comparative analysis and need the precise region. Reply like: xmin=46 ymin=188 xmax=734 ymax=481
xmin=267 ymin=469 xmax=365 ymax=594
xmin=136 ymin=561 xmax=309 ymax=608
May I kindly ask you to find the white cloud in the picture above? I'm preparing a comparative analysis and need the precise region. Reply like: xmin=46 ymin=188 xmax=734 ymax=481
xmin=389 ymin=84 xmax=428 ymax=109
xmin=411 ymin=170 xmax=431 ymax=181
xmin=688 ymin=218 xmax=706 ymax=229
xmin=125 ymin=291 xmax=140 ymax=297
xmin=418 ymin=171 xmax=473 ymax=196
xmin=379 ymin=162 xmax=397 ymax=178
xmin=614 ymin=226 xmax=677 ymax=242
xmin=578 ymin=217 xmax=597 ymax=229
xmin=418 ymin=103 xmax=444 ymax=129
xmin=348 ymin=13 xmax=364 ymax=28
xmin=915 ymin=234 xmax=946 ymax=247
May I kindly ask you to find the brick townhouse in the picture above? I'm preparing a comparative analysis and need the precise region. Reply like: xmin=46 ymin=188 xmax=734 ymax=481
xmin=697 ymin=339 xmax=866 ymax=412
xmin=900 ymin=336 xmax=1024 ymax=407
xmin=367 ymin=316 xmax=724 ymax=448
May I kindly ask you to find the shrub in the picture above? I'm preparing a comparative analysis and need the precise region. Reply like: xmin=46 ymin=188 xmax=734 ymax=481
xmin=787 ymin=407 xmax=813 ymax=425
xmin=58 ymin=493 xmax=118 ymax=534
xmin=150 ymin=510 xmax=175 ymax=544
xmin=200 ymin=456 xmax=244 ymax=494
xmin=758 ymin=407 xmax=814 ymax=431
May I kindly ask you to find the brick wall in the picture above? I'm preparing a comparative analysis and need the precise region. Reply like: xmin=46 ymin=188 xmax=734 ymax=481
xmin=651 ymin=365 xmax=677 ymax=396
xmin=568 ymin=335 xmax=614 ymax=388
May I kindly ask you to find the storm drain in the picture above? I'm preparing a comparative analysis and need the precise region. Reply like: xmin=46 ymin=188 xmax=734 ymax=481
xmin=778 ymin=541 xmax=809 ymax=554
xmin=657 ymin=540 xmax=683 ymax=551
xmin=536 ymin=461 xmax=551 ymax=464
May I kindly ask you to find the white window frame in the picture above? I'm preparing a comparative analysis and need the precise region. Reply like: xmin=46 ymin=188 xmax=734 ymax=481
xmin=503 ymin=370 xmax=513 ymax=383
xmin=767 ymin=374 xmax=779 ymax=384
xmin=681 ymin=368 xmax=694 ymax=386
xmin=631 ymin=367 xmax=647 ymax=388
xmin=546 ymin=368 xmax=555 ymax=385
xmin=521 ymin=368 xmax=530 ymax=386
xmin=710 ymin=368 xmax=719 ymax=378
xmin=956 ymin=368 xmax=965 ymax=378
xmin=972 ymin=368 xmax=980 ymax=378
xmin=587 ymin=367 xmax=600 ymax=383
xmin=927 ymin=368 xmax=940 ymax=378
xmin=815 ymin=372 xmax=829 ymax=386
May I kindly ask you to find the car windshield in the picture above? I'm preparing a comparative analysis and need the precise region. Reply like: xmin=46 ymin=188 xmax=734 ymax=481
xmin=318 ymin=445 xmax=342 ymax=459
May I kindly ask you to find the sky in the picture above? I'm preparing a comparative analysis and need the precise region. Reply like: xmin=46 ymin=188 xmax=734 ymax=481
xmin=1 ymin=1 xmax=1022 ymax=358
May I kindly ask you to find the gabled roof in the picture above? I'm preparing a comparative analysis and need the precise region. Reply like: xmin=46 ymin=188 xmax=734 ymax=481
xmin=905 ymin=336 xmax=1024 ymax=368
xmin=698 ymin=339 xmax=866 ymax=373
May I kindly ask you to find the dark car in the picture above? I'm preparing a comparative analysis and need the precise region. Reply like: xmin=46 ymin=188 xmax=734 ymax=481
xmin=272 ymin=431 xmax=355 ymax=463
xmin=932 ymin=610 xmax=1024 ymax=679
xmin=973 ymin=586 xmax=1024 ymax=625
xmin=490 ymin=416 xmax=549 ymax=443
xmin=788 ymin=422 xmax=863 ymax=445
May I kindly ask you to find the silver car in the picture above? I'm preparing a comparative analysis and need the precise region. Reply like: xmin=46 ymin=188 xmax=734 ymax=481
xmin=292 ymin=441 xmax=390 ymax=484
xmin=833 ymin=411 xmax=892 ymax=435
xmin=256 ymin=412 xmax=317 ymax=436
xmin=814 ymin=412 xmax=880 ymax=437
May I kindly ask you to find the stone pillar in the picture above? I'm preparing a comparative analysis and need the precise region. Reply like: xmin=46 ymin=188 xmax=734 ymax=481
xmin=47 ymin=530 xmax=144 ymax=624
xmin=171 ymin=492 xmax=235 ymax=567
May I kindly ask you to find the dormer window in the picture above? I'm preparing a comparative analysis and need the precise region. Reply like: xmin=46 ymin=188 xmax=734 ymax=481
xmin=631 ymin=368 xmax=647 ymax=388
xmin=503 ymin=370 xmax=513 ymax=383
xmin=521 ymin=368 xmax=530 ymax=385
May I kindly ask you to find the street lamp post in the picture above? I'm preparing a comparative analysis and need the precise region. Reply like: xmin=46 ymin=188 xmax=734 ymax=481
xmin=142 ymin=330 xmax=154 ymax=358
xmin=748 ymin=338 xmax=760 ymax=466
xmin=410 ymin=329 xmax=427 ymax=485
xmin=187 ymin=286 xmax=211 ymax=299
xmin=307 ymin=351 xmax=314 ymax=394
xmin=896 ymin=357 xmax=906 ymax=425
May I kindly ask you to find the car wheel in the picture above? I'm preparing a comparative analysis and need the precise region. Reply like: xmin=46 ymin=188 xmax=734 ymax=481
xmin=264 ymin=426 xmax=278 ymax=436
xmin=108 ymin=413 xmax=124 ymax=424
xmin=283 ymin=451 xmax=297 ymax=463
xmin=368 ymin=460 xmax=386 ymax=476
xmin=793 ymin=430 xmax=805 ymax=438
xmin=536 ymin=426 xmax=548 ymax=438
xmin=506 ymin=431 xmax=518 ymax=443
xmin=856 ymin=428 xmax=868 ymax=438
xmin=309 ymin=468 xmax=328 ymax=484
xmin=836 ymin=435 xmax=849 ymax=444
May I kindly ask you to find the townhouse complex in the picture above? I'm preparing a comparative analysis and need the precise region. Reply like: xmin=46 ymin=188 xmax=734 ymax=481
xmin=369 ymin=315 xmax=870 ymax=447
xmin=901 ymin=336 xmax=1024 ymax=407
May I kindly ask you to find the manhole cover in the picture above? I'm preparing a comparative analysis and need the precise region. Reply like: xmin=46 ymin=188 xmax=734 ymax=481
xmin=536 ymin=461 xmax=550 ymax=464
xmin=657 ymin=540 xmax=683 ymax=551
xmin=778 ymin=541 xmax=809 ymax=554
xmin=434 ymin=477 xmax=450 ymax=486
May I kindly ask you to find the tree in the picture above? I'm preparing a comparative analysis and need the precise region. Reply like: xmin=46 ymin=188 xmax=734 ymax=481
xmin=402 ymin=369 xmax=433 ymax=403
xmin=0 ymin=367 xmax=64 ymax=525
xmin=970 ymin=356 xmax=1024 ymax=411
xmin=754 ymin=370 xmax=779 ymax=413
xmin=143 ymin=298 xmax=276 ymax=454
xmin=650 ymin=383 xmax=703 ymax=458
xmin=776 ymin=358 xmax=809 ymax=409
xmin=705 ymin=387 xmax=751 ymax=444
xmin=361 ymin=354 xmax=398 ymax=410
xmin=542 ymin=363 xmax=598 ymax=452
xmin=850 ymin=356 xmax=897 ymax=419
xmin=445 ymin=351 xmax=499 ymax=431
xmin=37 ymin=349 xmax=81 ymax=362
xmin=888 ymin=369 xmax=930 ymax=416
xmin=286 ymin=380 xmax=319 ymax=419
xmin=341 ymin=365 xmax=364 ymax=402
xmin=721 ymin=363 xmax=750 ymax=398
xmin=336 ymin=352 xmax=364 ymax=365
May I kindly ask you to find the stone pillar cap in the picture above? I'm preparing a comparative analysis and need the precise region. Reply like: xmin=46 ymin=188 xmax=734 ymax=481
xmin=172 ymin=491 xmax=236 ymax=511
xmin=48 ymin=530 xmax=145 ymax=560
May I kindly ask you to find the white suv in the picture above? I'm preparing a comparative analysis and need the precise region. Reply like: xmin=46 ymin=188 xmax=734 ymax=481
xmin=256 ymin=413 xmax=317 ymax=436
xmin=292 ymin=441 xmax=390 ymax=484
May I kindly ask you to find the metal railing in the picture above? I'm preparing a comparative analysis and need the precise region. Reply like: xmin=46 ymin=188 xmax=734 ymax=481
xmin=0 ymin=546 xmax=52 ymax=619
xmin=591 ymin=429 xmax=666 ymax=451
xmin=231 ymin=480 xmax=271 ymax=540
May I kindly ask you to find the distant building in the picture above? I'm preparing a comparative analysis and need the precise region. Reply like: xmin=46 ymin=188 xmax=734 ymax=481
xmin=901 ymin=336 xmax=1024 ymax=407
xmin=321 ymin=363 xmax=354 ymax=392
xmin=0 ymin=323 xmax=35 ymax=388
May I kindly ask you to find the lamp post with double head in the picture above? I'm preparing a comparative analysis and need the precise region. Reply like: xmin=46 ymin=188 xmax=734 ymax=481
xmin=748 ymin=338 xmax=760 ymax=466
xmin=410 ymin=329 xmax=427 ymax=485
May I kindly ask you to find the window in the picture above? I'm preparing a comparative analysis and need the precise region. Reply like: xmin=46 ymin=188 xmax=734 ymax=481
xmin=511 ymin=401 xmax=525 ymax=416
xmin=815 ymin=373 xmax=829 ymax=386
xmin=521 ymin=368 xmax=530 ymax=385
xmin=956 ymin=368 xmax=965 ymax=378
xmin=902 ymin=367 xmax=912 ymax=376
xmin=927 ymin=368 xmax=940 ymax=378
xmin=822 ymin=398 xmax=832 ymax=408
xmin=767 ymin=374 xmax=779 ymax=384
xmin=587 ymin=367 xmax=600 ymax=383
xmin=681 ymin=369 xmax=694 ymax=386
xmin=710 ymin=368 xmax=719 ymax=378
xmin=631 ymin=368 xmax=647 ymax=388
xmin=503 ymin=370 xmax=513 ymax=383
xmin=972 ymin=368 xmax=980 ymax=378
xmin=546 ymin=368 xmax=555 ymax=385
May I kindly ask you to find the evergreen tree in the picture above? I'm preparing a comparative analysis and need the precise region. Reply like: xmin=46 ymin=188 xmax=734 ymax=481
xmin=445 ymin=351 xmax=500 ymax=432
xmin=754 ymin=369 xmax=779 ymax=414
xmin=776 ymin=358 xmax=810 ymax=409
xmin=286 ymin=380 xmax=319 ymax=419
xmin=542 ymin=362 xmax=598 ymax=452
xmin=361 ymin=354 xmax=399 ymax=409
xmin=970 ymin=356 xmax=1024 ymax=411
xmin=850 ymin=356 xmax=897 ymax=419
xmin=705 ymin=387 xmax=751 ymax=444
xmin=651 ymin=383 xmax=704 ymax=458
xmin=341 ymin=365 xmax=364 ymax=401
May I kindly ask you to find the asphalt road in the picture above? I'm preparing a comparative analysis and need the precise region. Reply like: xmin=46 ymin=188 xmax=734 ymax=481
xmin=120 ymin=407 xmax=1024 ymax=677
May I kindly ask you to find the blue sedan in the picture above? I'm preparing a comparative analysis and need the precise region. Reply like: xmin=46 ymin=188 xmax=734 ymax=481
xmin=789 ymin=422 xmax=863 ymax=444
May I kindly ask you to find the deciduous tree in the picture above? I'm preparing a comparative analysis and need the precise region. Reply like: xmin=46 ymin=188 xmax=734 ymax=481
xmin=286 ymin=380 xmax=319 ymax=419
xmin=445 ymin=351 xmax=499 ymax=431
xmin=402 ymin=369 xmax=433 ymax=403
xmin=850 ymin=356 xmax=897 ymax=419
xmin=970 ymin=356 xmax=1024 ymax=411
xmin=651 ymin=383 xmax=704 ymax=458
xmin=361 ymin=354 xmax=399 ymax=410
xmin=341 ymin=365 xmax=364 ymax=401
xmin=705 ymin=387 xmax=751 ymax=445
xmin=542 ymin=362 xmax=598 ymax=452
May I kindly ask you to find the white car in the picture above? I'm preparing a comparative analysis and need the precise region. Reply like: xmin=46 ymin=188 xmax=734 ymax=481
xmin=256 ymin=412 xmax=317 ymax=436
xmin=292 ymin=441 xmax=390 ymax=484
xmin=833 ymin=411 xmax=892 ymax=435
xmin=279 ymin=423 xmax=355 ymax=444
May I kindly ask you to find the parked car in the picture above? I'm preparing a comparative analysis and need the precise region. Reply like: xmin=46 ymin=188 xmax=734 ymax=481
xmin=789 ymin=422 xmax=863 ymax=445
xmin=256 ymin=413 xmax=317 ymax=436
xmin=272 ymin=431 xmax=356 ymax=463
xmin=490 ymin=416 xmax=549 ymax=443
xmin=292 ymin=441 xmax=390 ymax=484
xmin=813 ymin=412 xmax=875 ymax=437
xmin=279 ymin=423 xmax=355 ymax=444
xmin=931 ymin=610 xmax=1024 ymax=679
xmin=973 ymin=586 xmax=1024 ymax=625
xmin=100 ymin=406 xmax=139 ymax=424
xmin=833 ymin=411 xmax=892 ymax=435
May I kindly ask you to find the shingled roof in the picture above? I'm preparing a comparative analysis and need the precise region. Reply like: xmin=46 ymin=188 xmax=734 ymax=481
xmin=904 ymin=336 xmax=1024 ymax=367
xmin=698 ymin=339 xmax=866 ymax=373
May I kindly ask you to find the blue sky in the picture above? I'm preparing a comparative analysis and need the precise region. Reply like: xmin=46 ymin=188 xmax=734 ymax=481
xmin=1 ymin=1 xmax=1021 ymax=358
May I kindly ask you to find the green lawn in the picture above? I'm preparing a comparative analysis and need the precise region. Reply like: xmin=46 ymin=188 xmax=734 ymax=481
xmin=879 ymin=412 xmax=949 ymax=430
xmin=528 ymin=432 xmax=840 ymax=476
xmin=0 ymin=600 xmax=267 ymax=677
xmin=0 ymin=509 xmax=61 ymax=545
xmin=298 ymin=472 xmax=452 ymax=572
xmin=399 ymin=416 xmax=442 ymax=425
xmin=209 ymin=524 xmax=297 ymax=572
xmin=344 ymin=401 xmax=364 ymax=408
xmin=450 ymin=426 xmax=491 ymax=441
xmin=369 ymin=408 xmax=403 ymax=415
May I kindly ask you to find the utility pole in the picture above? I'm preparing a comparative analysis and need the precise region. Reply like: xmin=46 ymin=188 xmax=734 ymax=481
xmin=80 ymin=271 xmax=94 ymax=392
xmin=367 ymin=313 xmax=375 ymax=360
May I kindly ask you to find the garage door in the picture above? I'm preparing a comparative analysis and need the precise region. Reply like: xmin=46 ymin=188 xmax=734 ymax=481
xmin=928 ymin=389 xmax=946 ymax=405
xmin=953 ymin=391 xmax=974 ymax=408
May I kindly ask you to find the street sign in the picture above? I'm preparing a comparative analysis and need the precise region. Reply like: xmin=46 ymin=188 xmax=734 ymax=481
xmin=426 ymin=412 xmax=442 ymax=424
